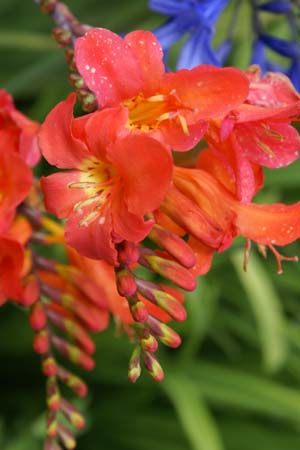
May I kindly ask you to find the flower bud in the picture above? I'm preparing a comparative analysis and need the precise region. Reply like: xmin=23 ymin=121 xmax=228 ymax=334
xmin=149 ymin=224 xmax=196 ymax=268
xmin=116 ymin=268 xmax=137 ymax=297
xmin=30 ymin=302 xmax=47 ymax=330
xmin=60 ymin=399 xmax=85 ymax=430
xmin=147 ymin=315 xmax=181 ymax=348
xmin=47 ymin=376 xmax=60 ymax=411
xmin=57 ymin=366 xmax=88 ymax=397
xmin=143 ymin=253 xmax=196 ymax=291
xmin=33 ymin=329 xmax=49 ymax=354
xmin=128 ymin=346 xmax=141 ymax=383
xmin=117 ymin=241 xmax=139 ymax=264
xmin=143 ymin=352 xmax=164 ymax=382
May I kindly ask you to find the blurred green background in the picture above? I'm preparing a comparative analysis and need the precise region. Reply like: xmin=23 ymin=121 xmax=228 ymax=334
xmin=1 ymin=1 xmax=300 ymax=449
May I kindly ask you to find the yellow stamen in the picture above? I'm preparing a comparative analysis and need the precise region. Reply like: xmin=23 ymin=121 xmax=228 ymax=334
xmin=68 ymin=181 xmax=97 ymax=189
xmin=256 ymin=139 xmax=275 ymax=157
xmin=74 ymin=194 xmax=100 ymax=212
xmin=262 ymin=124 xmax=285 ymax=141
xmin=147 ymin=94 xmax=167 ymax=102
xmin=79 ymin=210 xmax=99 ymax=227
xmin=178 ymin=114 xmax=190 ymax=136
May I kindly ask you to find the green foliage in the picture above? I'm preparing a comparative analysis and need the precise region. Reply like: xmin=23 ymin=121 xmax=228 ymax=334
xmin=1 ymin=1 xmax=300 ymax=449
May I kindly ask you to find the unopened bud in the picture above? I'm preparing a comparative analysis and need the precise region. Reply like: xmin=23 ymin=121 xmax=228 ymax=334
xmin=44 ymin=438 xmax=63 ymax=450
xmin=136 ymin=279 xmax=187 ymax=322
xmin=147 ymin=315 xmax=181 ymax=348
xmin=117 ymin=241 xmax=139 ymax=264
xmin=128 ymin=346 xmax=141 ymax=383
xmin=57 ymin=367 xmax=88 ymax=397
xmin=42 ymin=356 xmax=58 ymax=376
xmin=52 ymin=27 xmax=72 ymax=47
xmin=20 ymin=277 xmax=40 ymax=306
xmin=60 ymin=399 xmax=85 ymax=430
xmin=47 ymin=411 xmax=58 ymax=438
xmin=144 ymin=254 xmax=196 ymax=291
xmin=143 ymin=352 xmax=164 ymax=382
xmin=140 ymin=334 xmax=158 ymax=353
xmin=47 ymin=376 xmax=60 ymax=411
xmin=129 ymin=299 xmax=148 ymax=323
xmin=33 ymin=329 xmax=49 ymax=354
xmin=69 ymin=73 xmax=85 ymax=90
xmin=30 ymin=302 xmax=47 ymax=330
xmin=149 ymin=224 xmax=196 ymax=268
xmin=77 ymin=90 xmax=97 ymax=112
xmin=40 ymin=0 xmax=57 ymax=14
xmin=116 ymin=268 xmax=137 ymax=297
xmin=51 ymin=336 xmax=95 ymax=371
xmin=65 ymin=48 xmax=76 ymax=71
xmin=57 ymin=424 xmax=76 ymax=450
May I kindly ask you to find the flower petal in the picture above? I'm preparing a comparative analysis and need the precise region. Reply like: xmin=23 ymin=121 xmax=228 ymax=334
xmin=84 ymin=107 xmax=128 ymax=160
xmin=0 ymin=236 xmax=24 ymax=301
xmin=163 ymin=66 xmax=249 ymax=119
xmin=235 ymin=121 xmax=300 ymax=169
xmin=124 ymin=30 xmax=164 ymax=94
xmin=65 ymin=210 xmax=118 ymax=264
xmin=112 ymin=191 xmax=154 ymax=243
xmin=108 ymin=135 xmax=173 ymax=215
xmin=160 ymin=119 xmax=208 ymax=151
xmin=41 ymin=171 xmax=85 ymax=218
xmin=75 ymin=28 xmax=144 ymax=107
xmin=235 ymin=201 xmax=300 ymax=246
xmin=39 ymin=94 xmax=90 ymax=169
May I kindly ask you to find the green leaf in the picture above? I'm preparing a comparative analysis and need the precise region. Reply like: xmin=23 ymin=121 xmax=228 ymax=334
xmin=163 ymin=374 xmax=224 ymax=450
xmin=190 ymin=362 xmax=300 ymax=423
xmin=231 ymin=249 xmax=287 ymax=372
xmin=0 ymin=31 xmax=55 ymax=50
xmin=180 ymin=278 xmax=219 ymax=363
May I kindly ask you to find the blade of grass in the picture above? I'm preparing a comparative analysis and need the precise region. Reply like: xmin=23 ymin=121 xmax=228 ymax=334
xmin=231 ymin=249 xmax=287 ymax=372
xmin=190 ymin=362 xmax=300 ymax=423
xmin=163 ymin=374 xmax=224 ymax=450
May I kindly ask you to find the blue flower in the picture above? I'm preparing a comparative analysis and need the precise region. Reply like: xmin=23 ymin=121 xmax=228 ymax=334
xmin=251 ymin=1 xmax=300 ymax=90
xmin=148 ymin=0 xmax=231 ymax=69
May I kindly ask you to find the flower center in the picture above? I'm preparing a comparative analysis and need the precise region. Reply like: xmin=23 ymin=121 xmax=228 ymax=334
xmin=68 ymin=157 xmax=117 ymax=227
xmin=123 ymin=92 xmax=190 ymax=135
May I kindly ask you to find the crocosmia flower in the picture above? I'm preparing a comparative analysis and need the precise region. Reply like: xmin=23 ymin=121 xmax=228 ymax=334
xmin=0 ymin=216 xmax=33 ymax=306
xmin=0 ymin=89 xmax=40 ymax=166
xmin=0 ymin=142 xmax=33 ymax=233
xmin=161 ymin=166 xmax=300 ymax=275
xmin=75 ymin=28 xmax=249 ymax=151
xmin=202 ymin=67 xmax=300 ymax=202
xmin=40 ymin=94 xmax=173 ymax=264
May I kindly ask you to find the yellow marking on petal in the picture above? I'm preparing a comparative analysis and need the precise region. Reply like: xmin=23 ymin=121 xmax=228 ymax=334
xmin=74 ymin=194 xmax=100 ymax=212
xmin=156 ymin=112 xmax=173 ymax=122
xmin=68 ymin=181 xmax=97 ymax=189
xmin=147 ymin=94 xmax=167 ymax=102
xmin=79 ymin=210 xmax=99 ymax=227
xmin=178 ymin=114 xmax=190 ymax=135
xmin=262 ymin=124 xmax=285 ymax=141
xmin=256 ymin=139 xmax=275 ymax=157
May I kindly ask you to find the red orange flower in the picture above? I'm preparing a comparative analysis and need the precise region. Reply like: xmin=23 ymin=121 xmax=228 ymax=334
xmin=0 ymin=142 xmax=33 ymax=233
xmin=160 ymin=166 xmax=300 ymax=274
xmin=202 ymin=68 xmax=300 ymax=202
xmin=74 ymin=28 xmax=249 ymax=151
xmin=40 ymin=94 xmax=173 ymax=263
xmin=0 ymin=89 xmax=40 ymax=166
xmin=0 ymin=216 xmax=33 ymax=305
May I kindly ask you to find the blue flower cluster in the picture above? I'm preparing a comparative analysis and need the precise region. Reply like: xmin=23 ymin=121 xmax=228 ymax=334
xmin=149 ymin=0 xmax=300 ymax=89
xmin=148 ymin=0 xmax=231 ymax=69
xmin=251 ymin=1 xmax=300 ymax=89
